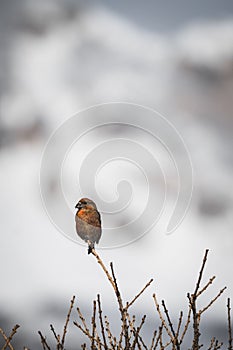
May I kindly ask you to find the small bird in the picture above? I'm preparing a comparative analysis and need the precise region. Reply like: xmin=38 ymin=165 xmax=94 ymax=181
xmin=75 ymin=198 xmax=102 ymax=254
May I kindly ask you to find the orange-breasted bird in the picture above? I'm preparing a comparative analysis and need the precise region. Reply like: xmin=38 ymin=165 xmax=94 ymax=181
xmin=75 ymin=198 xmax=102 ymax=254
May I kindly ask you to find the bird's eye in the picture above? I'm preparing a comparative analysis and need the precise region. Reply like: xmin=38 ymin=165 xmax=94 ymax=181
xmin=82 ymin=201 xmax=87 ymax=205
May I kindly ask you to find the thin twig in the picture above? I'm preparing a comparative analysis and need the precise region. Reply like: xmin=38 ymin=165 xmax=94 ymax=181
xmin=126 ymin=279 xmax=153 ymax=310
xmin=4 ymin=324 xmax=20 ymax=350
xmin=110 ymin=262 xmax=121 ymax=299
xmin=49 ymin=324 xmax=60 ymax=347
xmin=38 ymin=331 xmax=51 ymax=350
xmin=213 ymin=339 xmax=223 ymax=350
xmin=1 ymin=324 xmax=20 ymax=350
xmin=190 ymin=250 xmax=210 ymax=350
xmin=154 ymin=325 xmax=163 ymax=350
xmin=138 ymin=332 xmax=148 ymax=350
xmin=74 ymin=321 xmax=91 ymax=340
xmin=92 ymin=249 xmax=130 ymax=349
xmin=77 ymin=307 xmax=91 ymax=336
xmin=149 ymin=329 xmax=157 ymax=350
xmin=194 ymin=249 xmax=209 ymax=296
xmin=110 ymin=262 xmax=129 ymax=350
xmin=74 ymin=306 xmax=93 ymax=344
xmin=196 ymin=276 xmax=216 ymax=297
xmin=176 ymin=311 xmax=183 ymax=339
xmin=161 ymin=300 xmax=176 ymax=339
xmin=0 ymin=328 xmax=14 ymax=350
xmin=74 ymin=321 xmax=105 ymax=348
xmin=97 ymin=294 xmax=108 ymax=350
xmin=199 ymin=287 xmax=227 ymax=316
xmin=127 ymin=313 xmax=136 ymax=342
xmin=131 ymin=315 xmax=146 ymax=350
xmin=227 ymin=298 xmax=233 ymax=350
xmin=207 ymin=337 xmax=216 ymax=350
xmin=180 ymin=302 xmax=191 ymax=343
xmin=189 ymin=291 xmax=200 ymax=350
xmin=104 ymin=315 xmax=116 ymax=350
xmin=153 ymin=293 xmax=173 ymax=340
xmin=91 ymin=249 xmax=116 ymax=293
xmin=129 ymin=314 xmax=148 ymax=350
xmin=159 ymin=324 xmax=165 ymax=350
xmin=61 ymin=295 xmax=75 ymax=348
xmin=91 ymin=300 xmax=97 ymax=350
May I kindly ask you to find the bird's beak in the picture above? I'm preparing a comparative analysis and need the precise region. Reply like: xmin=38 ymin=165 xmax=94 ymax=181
xmin=75 ymin=203 xmax=81 ymax=209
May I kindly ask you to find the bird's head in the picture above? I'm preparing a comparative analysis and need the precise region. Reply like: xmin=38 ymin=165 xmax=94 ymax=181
xmin=75 ymin=198 xmax=97 ymax=210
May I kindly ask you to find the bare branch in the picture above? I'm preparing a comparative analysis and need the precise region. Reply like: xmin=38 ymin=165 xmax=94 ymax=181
xmin=61 ymin=295 xmax=75 ymax=347
xmin=91 ymin=300 xmax=97 ymax=350
xmin=194 ymin=249 xmax=209 ymax=296
xmin=110 ymin=262 xmax=129 ymax=350
xmin=91 ymin=249 xmax=129 ymax=349
xmin=0 ymin=327 xmax=15 ymax=350
xmin=149 ymin=329 xmax=157 ymax=350
xmin=126 ymin=279 xmax=153 ymax=310
xmin=161 ymin=300 xmax=176 ymax=339
xmin=77 ymin=307 xmax=91 ymax=336
xmin=213 ymin=339 xmax=223 ymax=350
xmin=38 ymin=331 xmax=51 ymax=350
xmin=152 ymin=293 xmax=173 ymax=340
xmin=2 ymin=324 xmax=20 ymax=350
xmin=207 ymin=337 xmax=216 ymax=350
xmin=154 ymin=325 xmax=163 ymax=350
xmin=190 ymin=249 xmax=210 ymax=350
xmin=104 ymin=315 xmax=116 ymax=350
xmin=91 ymin=249 xmax=117 ymax=293
xmin=196 ymin=276 xmax=216 ymax=297
xmin=97 ymin=294 xmax=108 ymax=350
xmin=180 ymin=303 xmax=191 ymax=343
xmin=175 ymin=311 xmax=183 ymax=339
xmin=131 ymin=315 xmax=146 ymax=350
xmin=49 ymin=324 xmax=60 ymax=347
xmin=227 ymin=298 xmax=233 ymax=350
xmin=199 ymin=287 xmax=227 ymax=316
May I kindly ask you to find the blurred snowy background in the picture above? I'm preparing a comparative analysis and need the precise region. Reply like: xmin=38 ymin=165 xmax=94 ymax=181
xmin=1 ymin=0 xmax=233 ymax=348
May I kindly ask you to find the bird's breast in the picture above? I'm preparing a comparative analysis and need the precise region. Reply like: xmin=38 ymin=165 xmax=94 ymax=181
xmin=76 ymin=208 xmax=101 ymax=228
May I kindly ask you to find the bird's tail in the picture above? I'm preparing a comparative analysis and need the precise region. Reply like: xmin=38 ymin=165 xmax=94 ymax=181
xmin=87 ymin=241 xmax=94 ymax=254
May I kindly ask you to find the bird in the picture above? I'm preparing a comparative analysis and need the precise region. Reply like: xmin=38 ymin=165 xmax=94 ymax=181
xmin=75 ymin=198 xmax=102 ymax=254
